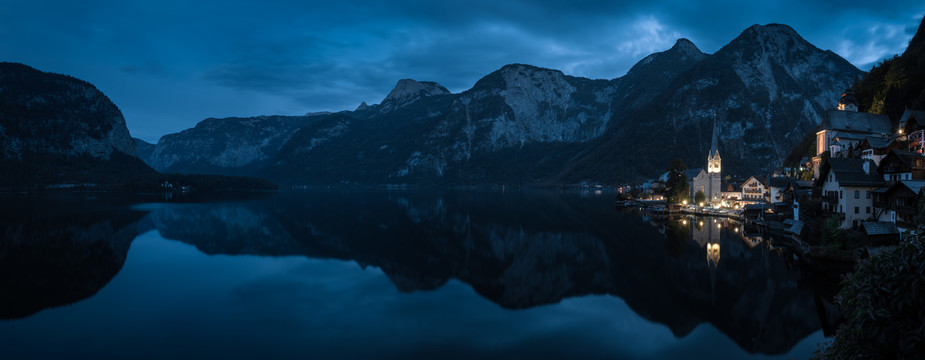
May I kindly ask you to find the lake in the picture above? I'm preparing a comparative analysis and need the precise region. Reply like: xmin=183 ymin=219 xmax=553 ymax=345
xmin=0 ymin=190 xmax=829 ymax=359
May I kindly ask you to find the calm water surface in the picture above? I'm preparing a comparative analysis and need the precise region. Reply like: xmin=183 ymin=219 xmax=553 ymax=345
xmin=0 ymin=190 xmax=827 ymax=359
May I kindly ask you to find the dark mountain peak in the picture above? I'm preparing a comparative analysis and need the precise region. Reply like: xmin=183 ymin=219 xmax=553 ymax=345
xmin=730 ymin=23 xmax=808 ymax=49
xmin=468 ymin=63 xmax=569 ymax=93
xmin=671 ymin=38 xmax=702 ymax=54
xmin=906 ymin=16 xmax=925 ymax=56
xmin=382 ymin=79 xmax=450 ymax=107
xmin=355 ymin=101 xmax=370 ymax=111
xmin=625 ymin=38 xmax=705 ymax=79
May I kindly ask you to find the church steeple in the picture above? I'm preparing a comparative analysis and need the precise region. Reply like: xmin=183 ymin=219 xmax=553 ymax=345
xmin=707 ymin=117 xmax=721 ymax=174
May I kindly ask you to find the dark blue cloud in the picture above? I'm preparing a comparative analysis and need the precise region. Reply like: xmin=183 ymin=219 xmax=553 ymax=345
xmin=1 ymin=0 xmax=923 ymax=142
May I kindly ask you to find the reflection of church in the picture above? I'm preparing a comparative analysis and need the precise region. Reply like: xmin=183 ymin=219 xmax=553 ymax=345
xmin=688 ymin=217 xmax=722 ymax=268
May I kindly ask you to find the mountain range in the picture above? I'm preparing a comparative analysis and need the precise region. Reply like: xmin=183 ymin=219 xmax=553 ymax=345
xmin=136 ymin=23 xmax=861 ymax=185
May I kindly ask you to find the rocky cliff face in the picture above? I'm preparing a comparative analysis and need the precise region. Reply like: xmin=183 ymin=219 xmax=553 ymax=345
xmin=0 ymin=63 xmax=153 ymax=186
xmin=145 ymin=23 xmax=862 ymax=184
xmin=0 ymin=62 xmax=137 ymax=160
xmin=147 ymin=115 xmax=317 ymax=174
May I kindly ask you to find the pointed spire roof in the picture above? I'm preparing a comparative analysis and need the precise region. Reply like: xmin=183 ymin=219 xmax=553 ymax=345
xmin=709 ymin=116 xmax=720 ymax=158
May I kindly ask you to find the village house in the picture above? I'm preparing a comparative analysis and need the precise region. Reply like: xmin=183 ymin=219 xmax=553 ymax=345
xmin=898 ymin=108 xmax=925 ymax=153
xmin=877 ymin=149 xmax=925 ymax=182
xmin=721 ymin=181 xmax=742 ymax=201
xmin=858 ymin=137 xmax=901 ymax=166
xmin=767 ymin=177 xmax=796 ymax=203
xmin=815 ymin=158 xmax=885 ymax=229
xmin=741 ymin=176 xmax=766 ymax=202
xmin=785 ymin=180 xmax=814 ymax=220
xmin=812 ymin=90 xmax=892 ymax=179
xmin=873 ymin=181 xmax=925 ymax=228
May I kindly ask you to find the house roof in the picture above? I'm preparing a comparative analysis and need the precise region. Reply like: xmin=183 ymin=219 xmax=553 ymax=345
xmin=816 ymin=158 xmax=885 ymax=187
xmin=820 ymin=109 xmax=892 ymax=134
xmin=861 ymin=221 xmax=900 ymax=236
xmin=768 ymin=177 xmax=796 ymax=189
xmin=683 ymin=168 xmax=704 ymax=180
xmin=722 ymin=182 xmax=743 ymax=192
xmin=877 ymin=149 xmax=925 ymax=173
xmin=887 ymin=180 xmax=925 ymax=196
xmin=899 ymin=109 xmax=925 ymax=128
xmin=744 ymin=175 xmax=766 ymax=187
xmin=859 ymin=136 xmax=897 ymax=150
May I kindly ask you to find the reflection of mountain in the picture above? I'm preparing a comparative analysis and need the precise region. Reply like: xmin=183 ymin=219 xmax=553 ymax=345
xmin=145 ymin=191 xmax=821 ymax=355
xmin=0 ymin=197 xmax=146 ymax=319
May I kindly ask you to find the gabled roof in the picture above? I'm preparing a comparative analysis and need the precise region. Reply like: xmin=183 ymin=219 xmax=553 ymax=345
xmin=899 ymin=109 xmax=925 ymax=129
xmin=768 ymin=177 xmax=796 ymax=189
xmin=743 ymin=175 xmax=766 ymax=187
xmin=877 ymin=149 xmax=925 ymax=173
xmin=883 ymin=180 xmax=925 ymax=196
xmin=815 ymin=158 xmax=885 ymax=187
xmin=819 ymin=109 xmax=892 ymax=134
xmin=858 ymin=136 xmax=897 ymax=150
xmin=860 ymin=221 xmax=900 ymax=236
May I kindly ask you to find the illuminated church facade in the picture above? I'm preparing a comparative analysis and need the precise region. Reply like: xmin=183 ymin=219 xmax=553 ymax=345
xmin=687 ymin=120 xmax=723 ymax=204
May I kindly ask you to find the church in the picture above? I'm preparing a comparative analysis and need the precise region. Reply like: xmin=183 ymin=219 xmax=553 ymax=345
xmin=685 ymin=119 xmax=722 ymax=204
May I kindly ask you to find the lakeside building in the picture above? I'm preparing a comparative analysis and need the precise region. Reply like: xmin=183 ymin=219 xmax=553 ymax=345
xmin=812 ymin=90 xmax=892 ymax=179
xmin=686 ymin=120 xmax=723 ymax=204
xmin=815 ymin=158 xmax=885 ymax=229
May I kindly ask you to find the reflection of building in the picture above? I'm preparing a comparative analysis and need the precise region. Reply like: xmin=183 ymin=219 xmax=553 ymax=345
xmin=706 ymin=242 xmax=721 ymax=268
xmin=687 ymin=217 xmax=722 ymax=270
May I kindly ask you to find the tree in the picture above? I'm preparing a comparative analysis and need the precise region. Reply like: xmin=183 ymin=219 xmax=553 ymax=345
xmin=665 ymin=158 xmax=689 ymax=204
xmin=814 ymin=235 xmax=925 ymax=359
xmin=694 ymin=190 xmax=706 ymax=205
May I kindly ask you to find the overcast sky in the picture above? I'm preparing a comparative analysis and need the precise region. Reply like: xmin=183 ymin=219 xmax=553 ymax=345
xmin=2 ymin=1 xmax=923 ymax=142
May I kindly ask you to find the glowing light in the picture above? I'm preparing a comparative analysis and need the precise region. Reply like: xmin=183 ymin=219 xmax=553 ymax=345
xmin=682 ymin=220 xmax=688 ymax=225
xmin=717 ymin=223 xmax=722 ymax=229
xmin=699 ymin=221 xmax=704 ymax=226
xmin=699 ymin=202 xmax=704 ymax=207
xmin=682 ymin=200 xmax=688 ymax=205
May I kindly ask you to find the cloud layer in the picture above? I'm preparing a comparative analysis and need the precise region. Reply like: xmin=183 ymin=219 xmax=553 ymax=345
xmin=1 ymin=0 xmax=922 ymax=141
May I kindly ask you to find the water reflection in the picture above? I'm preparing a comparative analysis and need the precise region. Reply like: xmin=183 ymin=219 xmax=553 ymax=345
xmin=0 ymin=191 xmax=824 ymax=355
xmin=0 ymin=197 xmax=146 ymax=319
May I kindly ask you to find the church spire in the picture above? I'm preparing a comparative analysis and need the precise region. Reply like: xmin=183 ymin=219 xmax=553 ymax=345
xmin=707 ymin=115 xmax=721 ymax=174
xmin=709 ymin=116 xmax=719 ymax=158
